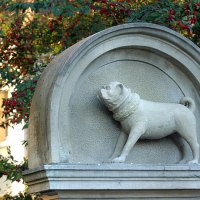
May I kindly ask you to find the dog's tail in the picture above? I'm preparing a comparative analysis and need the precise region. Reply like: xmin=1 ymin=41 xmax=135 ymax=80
xmin=180 ymin=97 xmax=195 ymax=112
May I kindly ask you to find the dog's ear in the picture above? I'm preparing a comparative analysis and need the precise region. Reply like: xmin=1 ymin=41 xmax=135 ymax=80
xmin=118 ymin=83 xmax=124 ymax=90
xmin=117 ymin=83 xmax=124 ymax=95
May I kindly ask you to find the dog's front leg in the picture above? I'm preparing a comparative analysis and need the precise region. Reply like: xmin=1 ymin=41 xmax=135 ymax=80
xmin=108 ymin=131 xmax=127 ymax=162
xmin=112 ymin=122 xmax=146 ymax=163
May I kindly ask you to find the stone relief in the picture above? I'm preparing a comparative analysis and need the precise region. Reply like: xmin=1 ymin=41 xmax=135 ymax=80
xmin=98 ymin=81 xmax=199 ymax=164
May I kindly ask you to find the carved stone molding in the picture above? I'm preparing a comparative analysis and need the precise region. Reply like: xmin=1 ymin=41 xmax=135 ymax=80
xmin=24 ymin=164 xmax=200 ymax=199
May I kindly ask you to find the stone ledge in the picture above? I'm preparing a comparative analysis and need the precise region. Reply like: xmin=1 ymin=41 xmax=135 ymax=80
xmin=43 ymin=190 xmax=200 ymax=200
xmin=23 ymin=164 xmax=200 ymax=193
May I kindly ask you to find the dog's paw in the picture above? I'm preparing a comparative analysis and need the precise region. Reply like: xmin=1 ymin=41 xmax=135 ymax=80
xmin=188 ymin=159 xmax=198 ymax=164
xmin=111 ymin=156 xmax=126 ymax=163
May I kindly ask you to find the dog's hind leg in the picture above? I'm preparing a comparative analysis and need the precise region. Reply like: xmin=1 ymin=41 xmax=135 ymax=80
xmin=112 ymin=122 xmax=146 ymax=163
xmin=187 ymin=136 xmax=199 ymax=164
xmin=177 ymin=124 xmax=199 ymax=164
xmin=175 ymin=112 xmax=199 ymax=164
xmin=171 ymin=134 xmax=188 ymax=164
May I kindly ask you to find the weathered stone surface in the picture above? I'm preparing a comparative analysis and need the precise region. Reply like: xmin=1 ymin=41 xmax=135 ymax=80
xmin=28 ymin=23 xmax=200 ymax=169
xmin=25 ymin=23 xmax=200 ymax=198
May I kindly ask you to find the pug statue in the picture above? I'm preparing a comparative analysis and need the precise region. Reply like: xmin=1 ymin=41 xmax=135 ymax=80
xmin=98 ymin=81 xmax=199 ymax=164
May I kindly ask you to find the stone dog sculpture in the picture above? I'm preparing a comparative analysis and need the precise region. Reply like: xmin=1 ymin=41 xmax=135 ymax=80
xmin=98 ymin=81 xmax=199 ymax=164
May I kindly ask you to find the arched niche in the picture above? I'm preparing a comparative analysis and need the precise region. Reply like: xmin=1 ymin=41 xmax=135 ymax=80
xmin=28 ymin=23 xmax=200 ymax=169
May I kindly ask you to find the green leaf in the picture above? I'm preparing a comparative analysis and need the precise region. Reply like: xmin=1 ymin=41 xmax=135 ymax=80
xmin=22 ymin=123 xmax=28 ymax=130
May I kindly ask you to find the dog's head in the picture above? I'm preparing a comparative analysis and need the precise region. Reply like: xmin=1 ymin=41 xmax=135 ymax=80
xmin=98 ymin=81 xmax=131 ymax=111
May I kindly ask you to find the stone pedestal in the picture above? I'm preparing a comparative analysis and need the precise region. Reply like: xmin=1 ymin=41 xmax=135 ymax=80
xmin=24 ymin=23 xmax=200 ymax=199
xmin=24 ymin=164 xmax=200 ymax=199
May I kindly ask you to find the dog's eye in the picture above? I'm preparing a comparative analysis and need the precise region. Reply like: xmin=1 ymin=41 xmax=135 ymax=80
xmin=105 ymin=86 xmax=110 ymax=90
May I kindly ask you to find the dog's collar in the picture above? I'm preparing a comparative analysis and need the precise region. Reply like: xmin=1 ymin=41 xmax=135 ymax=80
xmin=110 ymin=90 xmax=130 ymax=111
xmin=113 ymin=93 xmax=140 ymax=121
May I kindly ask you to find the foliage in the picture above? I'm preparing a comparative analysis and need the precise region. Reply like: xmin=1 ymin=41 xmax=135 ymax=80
xmin=3 ymin=192 xmax=42 ymax=200
xmin=0 ymin=0 xmax=200 ymax=188
xmin=127 ymin=0 xmax=200 ymax=45
xmin=0 ymin=147 xmax=28 ymax=182
xmin=1 ymin=76 xmax=39 ymax=129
